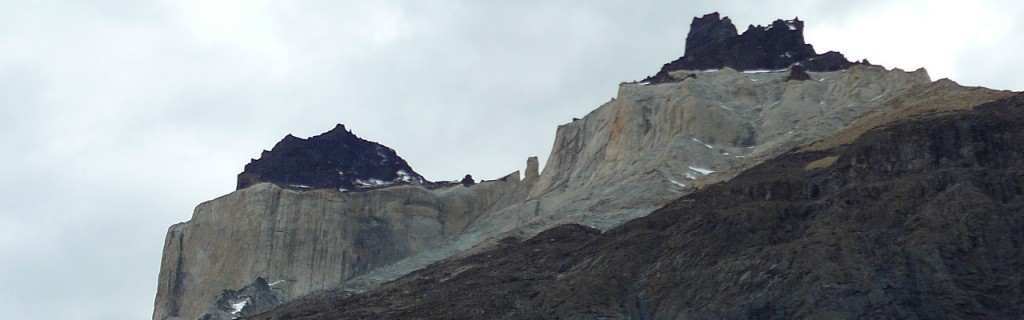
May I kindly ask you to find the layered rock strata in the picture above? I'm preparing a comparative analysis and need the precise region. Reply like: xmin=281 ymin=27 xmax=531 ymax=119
xmin=154 ymin=13 xmax=1017 ymax=320
xmin=156 ymin=65 xmax=1012 ymax=320
xmin=270 ymin=65 xmax=991 ymax=302
xmin=154 ymin=169 xmax=538 ymax=320
xmin=250 ymin=93 xmax=1024 ymax=319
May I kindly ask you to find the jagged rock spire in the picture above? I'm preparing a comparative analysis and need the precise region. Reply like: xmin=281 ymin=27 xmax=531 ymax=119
xmin=645 ymin=12 xmax=863 ymax=83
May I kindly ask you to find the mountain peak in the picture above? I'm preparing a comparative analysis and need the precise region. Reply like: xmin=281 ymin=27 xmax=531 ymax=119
xmin=236 ymin=123 xmax=426 ymax=191
xmin=645 ymin=13 xmax=863 ymax=83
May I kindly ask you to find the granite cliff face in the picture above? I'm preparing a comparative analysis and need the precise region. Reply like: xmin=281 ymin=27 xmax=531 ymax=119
xmin=251 ymin=93 xmax=1024 ymax=319
xmin=154 ymin=12 xmax=1017 ymax=320
xmin=155 ymin=170 xmax=537 ymax=320
xmin=236 ymin=124 xmax=425 ymax=191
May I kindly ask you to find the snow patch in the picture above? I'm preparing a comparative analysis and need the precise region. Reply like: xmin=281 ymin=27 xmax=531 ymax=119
xmin=229 ymin=297 xmax=250 ymax=318
xmin=669 ymin=179 xmax=686 ymax=188
xmin=355 ymin=178 xmax=393 ymax=188
xmin=869 ymin=93 xmax=885 ymax=102
xmin=688 ymin=166 xmax=716 ymax=175
xmin=395 ymin=170 xmax=419 ymax=183
xmin=690 ymin=138 xmax=714 ymax=149
xmin=289 ymin=184 xmax=311 ymax=189
xmin=269 ymin=280 xmax=286 ymax=286
xmin=742 ymin=69 xmax=786 ymax=74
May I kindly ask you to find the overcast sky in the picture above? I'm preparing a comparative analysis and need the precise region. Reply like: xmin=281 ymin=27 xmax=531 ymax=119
xmin=1 ymin=1 xmax=1021 ymax=319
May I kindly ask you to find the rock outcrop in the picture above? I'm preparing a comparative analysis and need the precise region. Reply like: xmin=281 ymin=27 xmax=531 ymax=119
xmin=644 ymin=12 xmax=863 ymax=83
xmin=286 ymin=66 xmax=980 ymax=305
xmin=248 ymin=93 xmax=1024 ymax=319
xmin=201 ymin=277 xmax=280 ymax=320
xmin=154 ymin=12 xmax=1017 ymax=320
xmin=236 ymin=124 xmax=425 ymax=191
xmin=153 ymin=171 xmax=535 ymax=320
xmin=155 ymin=67 xmax=1009 ymax=320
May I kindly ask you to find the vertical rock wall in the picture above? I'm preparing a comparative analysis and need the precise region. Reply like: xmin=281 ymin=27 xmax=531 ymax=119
xmin=153 ymin=175 xmax=528 ymax=320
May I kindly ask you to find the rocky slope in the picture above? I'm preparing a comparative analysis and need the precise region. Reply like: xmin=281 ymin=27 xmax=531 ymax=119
xmin=249 ymin=93 xmax=1024 ymax=319
xmin=316 ymin=64 xmax=967 ymax=302
xmin=236 ymin=124 xmax=425 ymax=191
xmin=153 ymin=13 xmax=1016 ymax=320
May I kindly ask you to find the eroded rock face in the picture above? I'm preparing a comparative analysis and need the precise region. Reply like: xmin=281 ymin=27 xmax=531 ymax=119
xmin=644 ymin=12 xmax=862 ymax=83
xmin=154 ymin=13 xmax=1016 ymax=320
xmin=153 ymin=175 xmax=531 ymax=320
xmin=236 ymin=124 xmax=425 ymax=191
xmin=155 ymin=66 xmax=1008 ymax=320
xmin=249 ymin=94 xmax=1024 ymax=320
xmin=280 ymin=65 xmax=988 ymax=307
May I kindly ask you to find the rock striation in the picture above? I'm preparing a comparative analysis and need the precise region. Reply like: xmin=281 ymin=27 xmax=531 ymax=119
xmin=154 ymin=12 xmax=1018 ymax=320
xmin=248 ymin=93 xmax=1024 ymax=319
xmin=154 ymin=172 xmax=537 ymax=320
xmin=644 ymin=12 xmax=863 ymax=83
xmin=314 ymin=64 xmax=1004 ymax=304
xmin=236 ymin=124 xmax=425 ymax=191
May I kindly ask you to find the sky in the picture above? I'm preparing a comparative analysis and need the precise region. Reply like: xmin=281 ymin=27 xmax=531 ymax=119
xmin=0 ymin=1 xmax=1021 ymax=319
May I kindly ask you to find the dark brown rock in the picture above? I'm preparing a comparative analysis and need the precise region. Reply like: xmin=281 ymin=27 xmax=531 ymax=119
xmin=236 ymin=124 xmax=426 ymax=191
xmin=644 ymin=12 xmax=864 ymax=83
xmin=460 ymin=174 xmax=475 ymax=186
xmin=786 ymin=64 xmax=811 ymax=81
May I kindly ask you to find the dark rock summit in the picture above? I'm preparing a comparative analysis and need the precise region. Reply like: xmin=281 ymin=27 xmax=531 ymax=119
xmin=786 ymin=64 xmax=812 ymax=81
xmin=247 ymin=94 xmax=1024 ymax=319
xmin=645 ymin=12 xmax=863 ymax=83
xmin=236 ymin=124 xmax=426 ymax=191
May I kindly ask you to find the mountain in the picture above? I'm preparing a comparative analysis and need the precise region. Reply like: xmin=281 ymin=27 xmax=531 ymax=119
xmin=236 ymin=124 xmax=426 ymax=191
xmin=250 ymin=93 xmax=1024 ymax=319
xmin=153 ymin=13 xmax=1018 ymax=320
xmin=644 ymin=12 xmax=863 ymax=83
